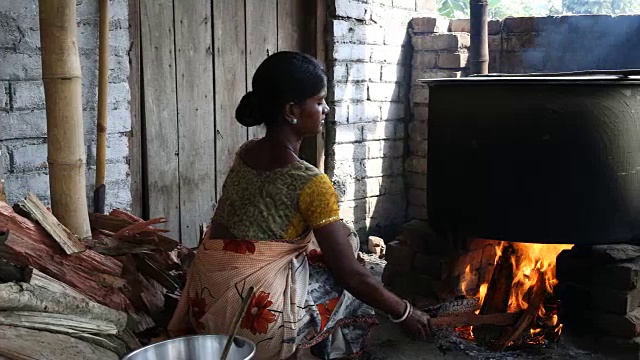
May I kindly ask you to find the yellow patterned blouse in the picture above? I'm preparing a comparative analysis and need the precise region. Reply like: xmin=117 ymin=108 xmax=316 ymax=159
xmin=211 ymin=144 xmax=340 ymax=241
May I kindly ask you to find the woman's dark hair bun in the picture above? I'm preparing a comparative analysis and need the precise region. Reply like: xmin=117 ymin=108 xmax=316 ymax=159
xmin=235 ymin=91 xmax=263 ymax=127
xmin=235 ymin=51 xmax=327 ymax=128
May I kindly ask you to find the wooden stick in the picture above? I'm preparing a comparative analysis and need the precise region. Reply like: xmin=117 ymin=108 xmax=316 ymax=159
xmin=494 ymin=270 xmax=547 ymax=350
xmin=94 ymin=0 xmax=110 ymax=214
xmin=21 ymin=192 xmax=86 ymax=254
xmin=221 ymin=286 xmax=255 ymax=360
xmin=38 ymin=0 xmax=92 ymax=239
xmin=430 ymin=312 xmax=520 ymax=328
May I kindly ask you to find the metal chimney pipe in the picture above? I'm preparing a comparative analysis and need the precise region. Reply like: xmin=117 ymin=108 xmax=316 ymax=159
xmin=469 ymin=0 xmax=489 ymax=74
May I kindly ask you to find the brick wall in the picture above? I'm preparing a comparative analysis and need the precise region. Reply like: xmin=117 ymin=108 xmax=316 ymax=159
xmin=407 ymin=14 xmax=640 ymax=221
xmin=0 ymin=0 xmax=131 ymax=210
xmin=325 ymin=0 xmax=437 ymax=241
xmin=407 ymin=17 xmax=468 ymax=221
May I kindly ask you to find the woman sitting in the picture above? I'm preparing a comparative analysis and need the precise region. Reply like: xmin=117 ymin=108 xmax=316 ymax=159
xmin=168 ymin=51 xmax=431 ymax=359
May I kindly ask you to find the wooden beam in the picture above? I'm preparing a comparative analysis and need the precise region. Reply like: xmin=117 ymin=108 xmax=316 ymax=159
xmin=128 ymin=0 xmax=144 ymax=218
xmin=298 ymin=0 xmax=327 ymax=169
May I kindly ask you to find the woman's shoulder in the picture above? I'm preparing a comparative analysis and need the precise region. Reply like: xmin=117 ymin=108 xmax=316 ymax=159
xmin=286 ymin=159 xmax=325 ymax=181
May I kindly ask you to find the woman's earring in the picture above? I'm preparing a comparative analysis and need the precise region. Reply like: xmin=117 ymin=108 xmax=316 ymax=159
xmin=291 ymin=119 xmax=298 ymax=125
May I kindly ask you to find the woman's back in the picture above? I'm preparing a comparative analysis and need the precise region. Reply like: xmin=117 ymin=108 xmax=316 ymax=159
xmin=212 ymin=140 xmax=339 ymax=241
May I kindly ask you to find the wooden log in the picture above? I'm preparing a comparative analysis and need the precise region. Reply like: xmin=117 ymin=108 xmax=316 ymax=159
xmin=0 ymin=202 xmax=130 ymax=311
xmin=0 ymin=311 xmax=119 ymax=335
xmin=71 ymin=333 xmax=127 ymax=357
xmin=0 ymin=325 xmax=118 ymax=360
xmin=0 ymin=282 xmax=127 ymax=330
xmin=481 ymin=244 xmax=514 ymax=314
xmin=0 ymin=202 xmax=120 ymax=279
xmin=494 ymin=270 xmax=547 ymax=350
xmin=26 ymin=267 xmax=94 ymax=300
xmin=38 ymin=0 xmax=92 ymax=239
xmin=475 ymin=244 xmax=515 ymax=344
xmin=88 ymin=237 xmax=159 ymax=256
xmin=0 ymin=230 xmax=130 ymax=311
xmin=89 ymin=212 xmax=132 ymax=233
xmin=425 ymin=297 xmax=480 ymax=317
xmin=21 ymin=192 xmax=86 ymax=254
xmin=430 ymin=312 xmax=520 ymax=329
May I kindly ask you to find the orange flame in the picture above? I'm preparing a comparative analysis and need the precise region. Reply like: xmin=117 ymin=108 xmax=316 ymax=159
xmin=506 ymin=243 xmax=573 ymax=313
xmin=457 ymin=240 xmax=573 ymax=345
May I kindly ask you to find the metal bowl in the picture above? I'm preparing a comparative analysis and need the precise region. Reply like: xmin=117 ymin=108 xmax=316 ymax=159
xmin=121 ymin=335 xmax=256 ymax=360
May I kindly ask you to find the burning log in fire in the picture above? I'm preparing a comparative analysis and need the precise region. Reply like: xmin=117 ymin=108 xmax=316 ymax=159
xmin=454 ymin=241 xmax=573 ymax=349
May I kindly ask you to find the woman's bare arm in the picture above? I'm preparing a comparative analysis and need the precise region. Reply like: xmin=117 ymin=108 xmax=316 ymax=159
xmin=313 ymin=222 xmax=407 ymax=318
xmin=314 ymin=222 xmax=432 ymax=339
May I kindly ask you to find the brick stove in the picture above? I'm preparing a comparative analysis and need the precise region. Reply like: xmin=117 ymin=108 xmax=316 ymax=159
xmin=384 ymin=72 xmax=640 ymax=358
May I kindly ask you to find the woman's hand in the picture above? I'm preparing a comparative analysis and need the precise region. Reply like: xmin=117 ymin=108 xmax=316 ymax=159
xmin=400 ymin=308 xmax=433 ymax=341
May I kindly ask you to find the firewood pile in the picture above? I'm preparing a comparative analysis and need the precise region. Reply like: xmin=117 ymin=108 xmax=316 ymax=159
xmin=0 ymin=193 xmax=195 ymax=359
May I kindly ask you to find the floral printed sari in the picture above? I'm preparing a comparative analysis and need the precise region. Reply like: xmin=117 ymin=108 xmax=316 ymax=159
xmin=167 ymin=222 xmax=378 ymax=360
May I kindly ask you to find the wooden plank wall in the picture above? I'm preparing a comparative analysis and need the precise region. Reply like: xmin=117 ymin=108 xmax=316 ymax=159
xmin=139 ymin=0 xmax=315 ymax=247
xmin=140 ymin=0 xmax=181 ymax=240
xmin=246 ymin=0 xmax=277 ymax=140
xmin=175 ymin=0 xmax=216 ymax=243
xmin=213 ymin=0 xmax=247 ymax=199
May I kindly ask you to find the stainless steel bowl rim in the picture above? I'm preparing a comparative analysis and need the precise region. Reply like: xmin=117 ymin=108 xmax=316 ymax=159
xmin=121 ymin=334 xmax=256 ymax=360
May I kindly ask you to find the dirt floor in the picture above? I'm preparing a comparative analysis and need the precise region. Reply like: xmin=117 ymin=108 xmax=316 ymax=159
xmin=360 ymin=253 xmax=614 ymax=360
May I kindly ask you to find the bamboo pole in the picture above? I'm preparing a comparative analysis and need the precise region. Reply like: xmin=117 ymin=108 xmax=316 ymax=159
xmin=94 ymin=0 xmax=110 ymax=214
xmin=38 ymin=0 xmax=92 ymax=239
xmin=0 ymin=181 xmax=6 ymax=203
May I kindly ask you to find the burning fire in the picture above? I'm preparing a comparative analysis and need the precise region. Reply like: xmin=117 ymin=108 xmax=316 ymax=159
xmin=458 ymin=240 xmax=573 ymax=347
xmin=508 ymin=243 xmax=573 ymax=312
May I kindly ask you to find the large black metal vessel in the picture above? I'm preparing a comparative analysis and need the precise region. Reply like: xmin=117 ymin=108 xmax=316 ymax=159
xmin=424 ymin=73 xmax=640 ymax=244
